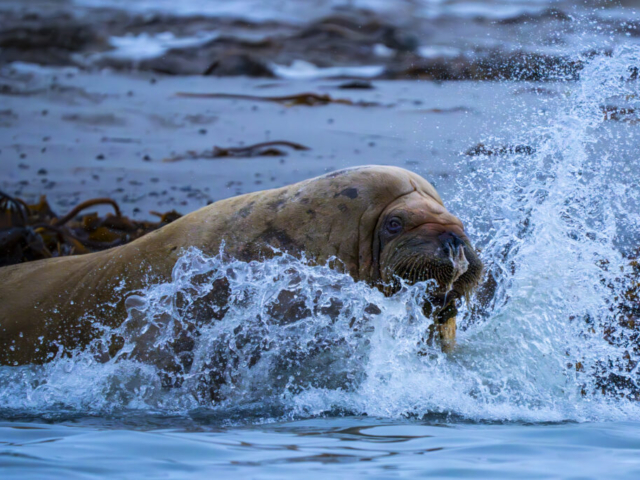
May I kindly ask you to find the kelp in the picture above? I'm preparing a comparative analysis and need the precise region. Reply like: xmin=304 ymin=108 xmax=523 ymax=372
xmin=0 ymin=190 xmax=181 ymax=267
xmin=164 ymin=140 xmax=310 ymax=162
xmin=175 ymin=92 xmax=380 ymax=107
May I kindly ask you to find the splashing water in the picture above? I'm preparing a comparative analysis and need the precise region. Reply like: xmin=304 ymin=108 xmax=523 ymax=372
xmin=449 ymin=45 xmax=640 ymax=420
xmin=1 ymin=47 xmax=639 ymax=424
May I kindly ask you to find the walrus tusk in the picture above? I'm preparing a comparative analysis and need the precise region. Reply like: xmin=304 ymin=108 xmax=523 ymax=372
xmin=438 ymin=317 xmax=457 ymax=353
xmin=424 ymin=315 xmax=457 ymax=354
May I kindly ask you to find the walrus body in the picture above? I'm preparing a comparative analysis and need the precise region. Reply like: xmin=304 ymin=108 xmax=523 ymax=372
xmin=0 ymin=166 xmax=482 ymax=365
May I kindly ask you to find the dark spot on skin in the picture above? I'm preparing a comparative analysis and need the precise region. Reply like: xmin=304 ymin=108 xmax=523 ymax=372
xmin=335 ymin=187 xmax=358 ymax=199
xmin=249 ymin=223 xmax=303 ymax=257
xmin=238 ymin=202 xmax=255 ymax=218
xmin=319 ymin=298 xmax=344 ymax=317
xmin=180 ymin=276 xmax=230 ymax=322
xmin=338 ymin=204 xmax=348 ymax=213
xmin=268 ymin=198 xmax=286 ymax=211
xmin=235 ymin=248 xmax=256 ymax=263
xmin=266 ymin=290 xmax=311 ymax=325
xmin=306 ymin=209 xmax=316 ymax=218
xmin=235 ymin=223 xmax=305 ymax=262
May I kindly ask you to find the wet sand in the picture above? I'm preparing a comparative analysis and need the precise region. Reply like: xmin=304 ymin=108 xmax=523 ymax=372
xmin=0 ymin=63 xmax=559 ymax=218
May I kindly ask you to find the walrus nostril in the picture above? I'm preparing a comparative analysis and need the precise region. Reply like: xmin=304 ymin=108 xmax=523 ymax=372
xmin=439 ymin=232 xmax=464 ymax=254
xmin=435 ymin=230 xmax=470 ymax=293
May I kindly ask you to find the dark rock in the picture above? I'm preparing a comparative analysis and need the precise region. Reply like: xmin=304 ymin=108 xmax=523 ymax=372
xmin=0 ymin=19 xmax=98 ymax=52
xmin=498 ymin=8 xmax=572 ymax=25
xmin=384 ymin=51 xmax=583 ymax=81
xmin=203 ymin=53 xmax=274 ymax=77
xmin=466 ymin=143 xmax=536 ymax=156
xmin=0 ymin=15 xmax=103 ymax=67
xmin=380 ymin=25 xmax=418 ymax=52
xmin=337 ymin=80 xmax=374 ymax=89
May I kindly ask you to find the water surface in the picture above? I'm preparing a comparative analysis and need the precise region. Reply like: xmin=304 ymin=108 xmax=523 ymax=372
xmin=3 ymin=417 xmax=640 ymax=479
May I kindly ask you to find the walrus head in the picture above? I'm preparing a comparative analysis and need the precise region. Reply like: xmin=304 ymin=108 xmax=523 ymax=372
xmin=372 ymin=189 xmax=483 ymax=321
xmin=366 ymin=188 xmax=482 ymax=353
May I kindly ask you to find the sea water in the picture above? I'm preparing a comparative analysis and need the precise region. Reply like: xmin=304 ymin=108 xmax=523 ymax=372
xmin=2 ymin=10 xmax=640 ymax=480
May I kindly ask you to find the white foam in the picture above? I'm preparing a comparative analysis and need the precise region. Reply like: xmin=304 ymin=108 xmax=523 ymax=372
xmin=373 ymin=43 xmax=396 ymax=58
xmin=418 ymin=45 xmax=462 ymax=59
xmin=437 ymin=2 xmax=546 ymax=20
xmin=271 ymin=60 xmax=385 ymax=80
xmin=104 ymin=31 xmax=219 ymax=61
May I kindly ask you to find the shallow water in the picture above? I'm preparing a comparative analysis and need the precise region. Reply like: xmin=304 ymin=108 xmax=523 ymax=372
xmin=3 ymin=417 xmax=640 ymax=479
xmin=2 ymin=2 xmax=640 ymax=478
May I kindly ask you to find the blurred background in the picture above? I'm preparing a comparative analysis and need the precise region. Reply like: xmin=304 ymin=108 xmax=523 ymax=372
xmin=1 ymin=0 xmax=638 ymax=217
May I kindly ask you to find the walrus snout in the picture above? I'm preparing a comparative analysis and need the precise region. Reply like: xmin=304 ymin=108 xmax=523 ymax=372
xmin=381 ymin=224 xmax=483 ymax=303
xmin=438 ymin=231 xmax=465 ymax=257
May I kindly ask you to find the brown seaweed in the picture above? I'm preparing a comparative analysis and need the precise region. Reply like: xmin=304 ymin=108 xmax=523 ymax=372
xmin=0 ymin=191 xmax=182 ymax=267
xmin=164 ymin=140 xmax=310 ymax=162
xmin=175 ymin=92 xmax=380 ymax=107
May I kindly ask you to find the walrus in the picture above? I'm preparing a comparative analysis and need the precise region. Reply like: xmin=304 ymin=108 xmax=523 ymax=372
xmin=0 ymin=165 xmax=483 ymax=366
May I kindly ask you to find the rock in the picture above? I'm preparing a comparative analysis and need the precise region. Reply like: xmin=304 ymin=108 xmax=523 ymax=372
xmin=203 ymin=53 xmax=274 ymax=77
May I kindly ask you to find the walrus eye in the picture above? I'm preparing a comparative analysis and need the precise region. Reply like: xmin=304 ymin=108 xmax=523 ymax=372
xmin=386 ymin=218 xmax=403 ymax=235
